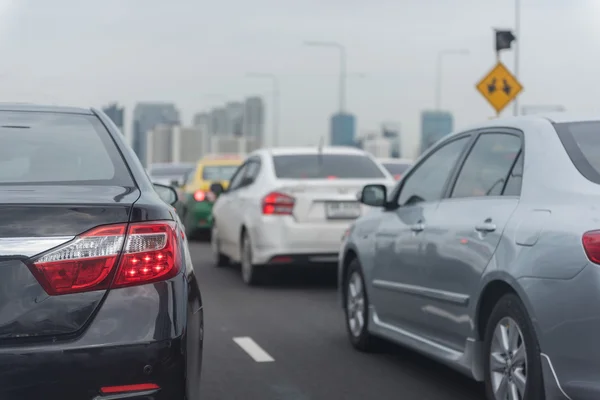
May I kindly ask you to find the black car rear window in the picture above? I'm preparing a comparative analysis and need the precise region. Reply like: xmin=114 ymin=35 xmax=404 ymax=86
xmin=0 ymin=111 xmax=133 ymax=185
xmin=382 ymin=162 xmax=411 ymax=176
xmin=555 ymin=121 xmax=600 ymax=185
xmin=272 ymin=154 xmax=386 ymax=179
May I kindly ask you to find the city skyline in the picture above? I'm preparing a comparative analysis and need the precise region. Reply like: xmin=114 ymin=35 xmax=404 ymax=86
xmin=0 ymin=0 xmax=596 ymax=157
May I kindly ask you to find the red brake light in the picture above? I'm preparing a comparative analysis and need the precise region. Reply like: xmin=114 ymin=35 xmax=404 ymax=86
xmin=394 ymin=174 xmax=402 ymax=180
xmin=583 ymin=230 xmax=600 ymax=264
xmin=100 ymin=383 xmax=160 ymax=394
xmin=113 ymin=221 xmax=180 ymax=288
xmin=193 ymin=190 xmax=206 ymax=202
xmin=262 ymin=191 xmax=295 ymax=215
xmin=31 ymin=221 xmax=181 ymax=295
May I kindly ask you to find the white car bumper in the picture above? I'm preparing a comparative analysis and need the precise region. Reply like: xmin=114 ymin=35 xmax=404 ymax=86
xmin=248 ymin=216 xmax=351 ymax=265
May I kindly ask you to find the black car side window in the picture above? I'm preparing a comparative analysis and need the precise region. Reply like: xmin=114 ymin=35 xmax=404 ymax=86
xmin=227 ymin=163 xmax=248 ymax=191
xmin=397 ymin=136 xmax=469 ymax=206
xmin=451 ymin=133 xmax=522 ymax=199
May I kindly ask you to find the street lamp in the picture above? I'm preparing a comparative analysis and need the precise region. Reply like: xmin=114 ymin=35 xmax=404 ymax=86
xmin=246 ymin=72 xmax=279 ymax=147
xmin=304 ymin=40 xmax=347 ymax=113
xmin=435 ymin=49 xmax=469 ymax=111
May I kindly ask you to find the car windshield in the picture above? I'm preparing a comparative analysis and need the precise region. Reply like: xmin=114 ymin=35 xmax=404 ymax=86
xmin=0 ymin=111 xmax=132 ymax=185
xmin=382 ymin=162 xmax=411 ymax=176
xmin=202 ymin=165 xmax=239 ymax=181
xmin=273 ymin=154 xmax=386 ymax=179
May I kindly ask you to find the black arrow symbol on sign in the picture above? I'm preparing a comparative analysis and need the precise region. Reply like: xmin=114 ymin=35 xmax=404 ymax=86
xmin=487 ymin=78 xmax=497 ymax=94
xmin=502 ymin=79 xmax=512 ymax=95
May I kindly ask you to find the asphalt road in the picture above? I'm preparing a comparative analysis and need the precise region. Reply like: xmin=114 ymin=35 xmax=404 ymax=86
xmin=192 ymin=241 xmax=485 ymax=400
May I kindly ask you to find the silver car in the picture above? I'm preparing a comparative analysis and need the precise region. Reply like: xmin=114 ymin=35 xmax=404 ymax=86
xmin=338 ymin=114 xmax=600 ymax=400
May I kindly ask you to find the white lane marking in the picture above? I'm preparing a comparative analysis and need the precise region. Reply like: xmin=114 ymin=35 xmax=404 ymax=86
xmin=233 ymin=336 xmax=275 ymax=362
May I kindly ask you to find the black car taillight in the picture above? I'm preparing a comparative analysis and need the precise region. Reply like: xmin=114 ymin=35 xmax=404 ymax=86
xmin=30 ymin=221 xmax=181 ymax=295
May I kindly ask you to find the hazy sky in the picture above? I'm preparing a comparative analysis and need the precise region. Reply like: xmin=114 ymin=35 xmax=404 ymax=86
xmin=0 ymin=0 xmax=597 ymax=157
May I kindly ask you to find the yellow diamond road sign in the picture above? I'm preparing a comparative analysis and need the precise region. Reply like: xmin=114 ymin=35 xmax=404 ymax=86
xmin=476 ymin=61 xmax=523 ymax=114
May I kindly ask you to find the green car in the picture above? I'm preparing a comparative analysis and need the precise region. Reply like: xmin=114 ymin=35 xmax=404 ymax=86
xmin=177 ymin=157 xmax=242 ymax=239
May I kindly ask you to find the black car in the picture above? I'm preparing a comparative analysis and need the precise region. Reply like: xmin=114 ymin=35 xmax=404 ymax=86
xmin=0 ymin=104 xmax=203 ymax=399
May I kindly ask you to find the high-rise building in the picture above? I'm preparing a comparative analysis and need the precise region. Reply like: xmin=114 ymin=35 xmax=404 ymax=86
xmin=362 ymin=136 xmax=392 ymax=158
xmin=210 ymin=136 xmax=260 ymax=155
xmin=243 ymin=96 xmax=264 ymax=146
xmin=102 ymin=103 xmax=124 ymax=134
xmin=172 ymin=126 xmax=209 ymax=163
xmin=209 ymin=107 xmax=227 ymax=136
xmin=132 ymin=102 xmax=180 ymax=166
xmin=225 ymin=102 xmax=244 ymax=137
xmin=330 ymin=113 xmax=356 ymax=146
xmin=192 ymin=112 xmax=209 ymax=127
xmin=420 ymin=110 xmax=453 ymax=154
xmin=146 ymin=124 xmax=174 ymax=165
xmin=381 ymin=122 xmax=402 ymax=158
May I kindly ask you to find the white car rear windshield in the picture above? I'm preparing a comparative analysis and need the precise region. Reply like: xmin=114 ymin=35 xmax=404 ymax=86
xmin=382 ymin=162 xmax=411 ymax=176
xmin=273 ymin=154 xmax=386 ymax=179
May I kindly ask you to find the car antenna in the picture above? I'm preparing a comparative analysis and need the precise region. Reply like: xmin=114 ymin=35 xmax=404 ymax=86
xmin=318 ymin=136 xmax=324 ymax=169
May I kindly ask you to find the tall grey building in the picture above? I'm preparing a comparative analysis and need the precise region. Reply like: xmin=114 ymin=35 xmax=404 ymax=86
xmin=381 ymin=122 xmax=402 ymax=158
xmin=147 ymin=124 xmax=174 ymax=165
xmin=192 ymin=112 xmax=209 ymax=127
xmin=225 ymin=101 xmax=244 ymax=137
xmin=132 ymin=102 xmax=180 ymax=166
xmin=209 ymin=107 xmax=227 ymax=136
xmin=243 ymin=96 xmax=264 ymax=146
xmin=102 ymin=103 xmax=124 ymax=134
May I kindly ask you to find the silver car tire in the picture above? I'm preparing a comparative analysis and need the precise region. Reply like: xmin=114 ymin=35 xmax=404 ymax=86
xmin=344 ymin=259 xmax=377 ymax=352
xmin=483 ymin=293 xmax=544 ymax=400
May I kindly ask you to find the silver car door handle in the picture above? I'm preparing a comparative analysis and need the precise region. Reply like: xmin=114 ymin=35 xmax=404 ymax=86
xmin=411 ymin=223 xmax=425 ymax=232
xmin=475 ymin=223 xmax=496 ymax=232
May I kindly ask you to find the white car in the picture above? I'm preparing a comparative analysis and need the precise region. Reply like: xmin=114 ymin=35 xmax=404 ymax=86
xmin=211 ymin=146 xmax=395 ymax=285
xmin=377 ymin=157 xmax=413 ymax=180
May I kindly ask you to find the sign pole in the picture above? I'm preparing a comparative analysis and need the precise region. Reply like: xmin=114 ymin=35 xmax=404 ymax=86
xmin=495 ymin=51 xmax=500 ymax=118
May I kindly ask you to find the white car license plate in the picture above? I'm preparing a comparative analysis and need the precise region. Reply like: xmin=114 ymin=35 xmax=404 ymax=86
xmin=325 ymin=201 xmax=361 ymax=219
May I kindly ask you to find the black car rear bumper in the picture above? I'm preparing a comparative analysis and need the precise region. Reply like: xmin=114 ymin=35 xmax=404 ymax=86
xmin=0 ymin=336 xmax=186 ymax=400
xmin=0 ymin=274 xmax=203 ymax=400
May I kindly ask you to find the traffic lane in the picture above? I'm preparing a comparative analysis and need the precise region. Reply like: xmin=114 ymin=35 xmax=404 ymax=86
xmin=191 ymin=242 xmax=484 ymax=400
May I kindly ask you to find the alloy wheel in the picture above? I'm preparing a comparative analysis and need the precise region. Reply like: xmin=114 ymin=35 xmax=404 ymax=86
xmin=489 ymin=317 xmax=527 ymax=400
xmin=346 ymin=271 xmax=366 ymax=337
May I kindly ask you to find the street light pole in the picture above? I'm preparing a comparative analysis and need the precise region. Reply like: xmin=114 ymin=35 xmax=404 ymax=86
xmin=304 ymin=41 xmax=347 ymax=113
xmin=435 ymin=49 xmax=469 ymax=111
xmin=246 ymin=72 xmax=279 ymax=147
xmin=513 ymin=0 xmax=521 ymax=116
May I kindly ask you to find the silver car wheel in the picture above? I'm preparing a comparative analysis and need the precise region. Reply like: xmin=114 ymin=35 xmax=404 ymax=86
xmin=489 ymin=317 xmax=527 ymax=400
xmin=241 ymin=234 xmax=253 ymax=283
xmin=346 ymin=271 xmax=365 ymax=337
